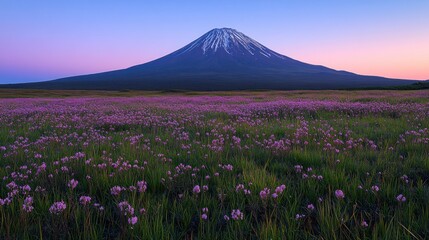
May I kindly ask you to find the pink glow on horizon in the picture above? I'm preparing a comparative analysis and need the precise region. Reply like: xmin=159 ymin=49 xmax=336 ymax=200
xmin=4 ymin=49 xmax=428 ymax=81
xmin=279 ymin=34 xmax=429 ymax=80
xmin=1 ymin=33 xmax=428 ymax=81
xmin=1 ymin=1 xmax=428 ymax=83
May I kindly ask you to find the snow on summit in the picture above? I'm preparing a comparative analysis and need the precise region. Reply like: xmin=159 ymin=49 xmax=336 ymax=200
xmin=8 ymin=27 xmax=416 ymax=91
xmin=179 ymin=28 xmax=285 ymax=58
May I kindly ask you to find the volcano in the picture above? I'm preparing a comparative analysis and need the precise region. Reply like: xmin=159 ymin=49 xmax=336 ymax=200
xmin=2 ymin=28 xmax=417 ymax=90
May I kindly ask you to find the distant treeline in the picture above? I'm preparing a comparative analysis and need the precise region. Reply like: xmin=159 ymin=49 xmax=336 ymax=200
xmin=346 ymin=81 xmax=429 ymax=90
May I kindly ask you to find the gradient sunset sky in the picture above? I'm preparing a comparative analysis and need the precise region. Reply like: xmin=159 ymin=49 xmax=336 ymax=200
xmin=1 ymin=1 xmax=428 ymax=83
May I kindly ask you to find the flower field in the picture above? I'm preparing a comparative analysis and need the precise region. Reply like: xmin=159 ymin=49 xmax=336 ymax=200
xmin=0 ymin=90 xmax=428 ymax=239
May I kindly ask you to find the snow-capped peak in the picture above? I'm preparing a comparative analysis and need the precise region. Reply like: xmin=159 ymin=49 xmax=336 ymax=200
xmin=179 ymin=28 xmax=285 ymax=58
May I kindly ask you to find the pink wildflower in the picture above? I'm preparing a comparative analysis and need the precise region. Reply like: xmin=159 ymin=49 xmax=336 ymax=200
xmin=193 ymin=185 xmax=201 ymax=194
xmin=335 ymin=189 xmax=345 ymax=199
xmin=371 ymin=185 xmax=380 ymax=192
xmin=22 ymin=196 xmax=34 ymax=213
xmin=68 ymin=179 xmax=78 ymax=189
xmin=49 ymin=201 xmax=67 ymax=215
xmin=110 ymin=186 xmax=123 ymax=196
xmin=231 ymin=209 xmax=244 ymax=220
xmin=396 ymin=194 xmax=406 ymax=202
xmin=259 ymin=188 xmax=270 ymax=200
xmin=294 ymin=165 xmax=303 ymax=173
xmin=128 ymin=216 xmax=138 ymax=225
xmin=275 ymin=184 xmax=286 ymax=194
xmin=79 ymin=196 xmax=92 ymax=206
xmin=118 ymin=201 xmax=135 ymax=216
xmin=137 ymin=180 xmax=147 ymax=193
xmin=139 ymin=208 xmax=146 ymax=214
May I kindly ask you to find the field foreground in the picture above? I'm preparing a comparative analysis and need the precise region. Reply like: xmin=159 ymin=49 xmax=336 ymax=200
xmin=0 ymin=90 xmax=428 ymax=239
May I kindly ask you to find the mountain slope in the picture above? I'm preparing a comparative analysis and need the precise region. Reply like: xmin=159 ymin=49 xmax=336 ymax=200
xmin=0 ymin=28 xmax=418 ymax=90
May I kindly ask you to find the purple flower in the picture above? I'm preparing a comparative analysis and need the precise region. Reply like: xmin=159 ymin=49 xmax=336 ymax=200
xmin=396 ymin=194 xmax=406 ymax=202
xmin=231 ymin=209 xmax=244 ymax=220
xmin=259 ymin=188 xmax=270 ymax=200
xmin=118 ymin=201 xmax=134 ymax=216
xmin=201 ymin=213 xmax=208 ymax=220
xmin=371 ymin=185 xmax=380 ymax=192
xmin=193 ymin=185 xmax=201 ymax=194
xmin=361 ymin=220 xmax=369 ymax=227
xmin=68 ymin=179 xmax=78 ymax=190
xmin=0 ymin=198 xmax=11 ymax=206
xmin=275 ymin=184 xmax=286 ymax=194
xmin=236 ymin=184 xmax=245 ymax=192
xmin=79 ymin=196 xmax=92 ymax=206
xmin=110 ymin=186 xmax=123 ymax=196
xmin=222 ymin=164 xmax=233 ymax=171
xmin=400 ymin=175 xmax=409 ymax=184
xmin=118 ymin=201 xmax=135 ymax=216
xmin=139 ymin=208 xmax=146 ymax=214
xmin=335 ymin=189 xmax=345 ymax=199
xmin=307 ymin=204 xmax=315 ymax=211
xmin=294 ymin=165 xmax=303 ymax=173
xmin=128 ymin=216 xmax=138 ymax=225
xmin=21 ymin=185 xmax=31 ymax=192
xmin=22 ymin=196 xmax=34 ymax=213
xmin=137 ymin=180 xmax=147 ymax=193
xmin=49 ymin=201 xmax=67 ymax=215
xmin=6 ymin=181 xmax=17 ymax=190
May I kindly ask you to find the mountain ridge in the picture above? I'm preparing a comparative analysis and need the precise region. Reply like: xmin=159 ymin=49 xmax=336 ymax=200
xmin=0 ymin=28 xmax=419 ymax=90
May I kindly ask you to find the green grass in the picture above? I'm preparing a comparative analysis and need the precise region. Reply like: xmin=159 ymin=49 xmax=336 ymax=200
xmin=0 ymin=90 xmax=428 ymax=239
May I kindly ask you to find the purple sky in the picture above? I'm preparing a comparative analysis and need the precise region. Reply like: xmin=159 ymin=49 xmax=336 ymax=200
xmin=1 ymin=1 xmax=428 ymax=83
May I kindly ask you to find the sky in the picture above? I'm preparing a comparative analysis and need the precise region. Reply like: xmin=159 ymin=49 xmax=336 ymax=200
xmin=1 ymin=1 xmax=428 ymax=83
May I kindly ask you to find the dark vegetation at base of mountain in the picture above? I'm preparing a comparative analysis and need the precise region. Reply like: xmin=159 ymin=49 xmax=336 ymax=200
xmin=345 ymin=80 xmax=429 ymax=90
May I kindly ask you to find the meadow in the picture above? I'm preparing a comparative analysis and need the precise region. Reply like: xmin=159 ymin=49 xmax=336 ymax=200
xmin=0 ymin=90 xmax=428 ymax=239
